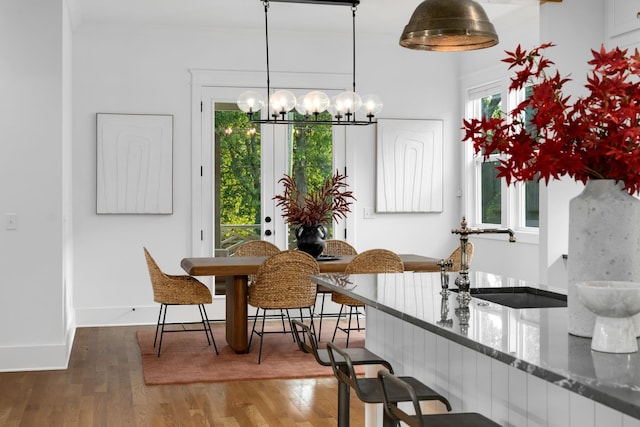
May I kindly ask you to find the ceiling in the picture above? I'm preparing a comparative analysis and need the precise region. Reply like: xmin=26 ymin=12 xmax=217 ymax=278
xmin=66 ymin=0 xmax=534 ymax=34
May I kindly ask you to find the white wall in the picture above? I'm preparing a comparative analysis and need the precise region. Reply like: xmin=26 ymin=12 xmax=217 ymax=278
xmin=71 ymin=20 xmax=464 ymax=326
xmin=0 ymin=0 xmax=74 ymax=370
xmin=346 ymin=33 xmax=461 ymax=256
xmin=458 ymin=5 xmax=542 ymax=283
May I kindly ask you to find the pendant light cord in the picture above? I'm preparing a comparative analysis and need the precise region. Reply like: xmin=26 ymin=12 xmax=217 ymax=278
xmin=263 ymin=0 xmax=271 ymax=117
xmin=351 ymin=5 xmax=357 ymax=95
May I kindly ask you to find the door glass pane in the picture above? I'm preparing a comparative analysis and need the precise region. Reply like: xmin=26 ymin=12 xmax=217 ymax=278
xmin=481 ymin=160 xmax=501 ymax=224
xmin=215 ymin=107 xmax=262 ymax=259
xmin=285 ymin=111 xmax=334 ymax=249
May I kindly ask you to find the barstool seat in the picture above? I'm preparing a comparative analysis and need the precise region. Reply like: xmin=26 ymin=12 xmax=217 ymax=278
xmin=326 ymin=342 xmax=451 ymax=427
xmin=378 ymin=369 xmax=501 ymax=427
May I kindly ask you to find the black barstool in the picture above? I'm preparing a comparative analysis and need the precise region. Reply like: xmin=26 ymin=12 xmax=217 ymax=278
xmin=326 ymin=342 xmax=452 ymax=427
xmin=378 ymin=369 xmax=501 ymax=427
xmin=292 ymin=319 xmax=396 ymax=427
xmin=292 ymin=319 xmax=393 ymax=371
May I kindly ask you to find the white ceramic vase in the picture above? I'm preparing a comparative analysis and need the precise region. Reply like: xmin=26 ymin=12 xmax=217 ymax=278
xmin=567 ymin=180 xmax=640 ymax=337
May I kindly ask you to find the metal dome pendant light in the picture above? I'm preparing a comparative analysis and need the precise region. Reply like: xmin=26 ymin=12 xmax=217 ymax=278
xmin=400 ymin=0 xmax=499 ymax=52
xmin=237 ymin=0 xmax=382 ymax=126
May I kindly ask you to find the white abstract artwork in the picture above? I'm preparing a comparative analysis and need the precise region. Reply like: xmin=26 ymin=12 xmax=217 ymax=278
xmin=96 ymin=113 xmax=173 ymax=214
xmin=376 ymin=119 xmax=443 ymax=213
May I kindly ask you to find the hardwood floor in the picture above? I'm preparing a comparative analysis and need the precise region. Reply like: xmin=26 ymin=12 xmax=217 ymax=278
xmin=0 ymin=326 xmax=365 ymax=426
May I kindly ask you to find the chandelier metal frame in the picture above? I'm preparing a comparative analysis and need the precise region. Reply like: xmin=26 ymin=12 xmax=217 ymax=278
xmin=241 ymin=0 xmax=380 ymax=126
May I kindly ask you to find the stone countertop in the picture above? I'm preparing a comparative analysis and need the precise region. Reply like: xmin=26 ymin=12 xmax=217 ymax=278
xmin=312 ymin=270 xmax=640 ymax=419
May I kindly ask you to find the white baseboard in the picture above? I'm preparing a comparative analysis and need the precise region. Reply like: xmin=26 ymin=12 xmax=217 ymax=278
xmin=75 ymin=300 xmax=228 ymax=327
xmin=0 ymin=323 xmax=76 ymax=372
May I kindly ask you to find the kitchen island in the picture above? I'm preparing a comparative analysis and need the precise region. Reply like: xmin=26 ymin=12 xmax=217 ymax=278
xmin=313 ymin=271 xmax=640 ymax=427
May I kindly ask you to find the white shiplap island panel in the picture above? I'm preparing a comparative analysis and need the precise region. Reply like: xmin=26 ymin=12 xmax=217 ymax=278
xmin=313 ymin=271 xmax=640 ymax=427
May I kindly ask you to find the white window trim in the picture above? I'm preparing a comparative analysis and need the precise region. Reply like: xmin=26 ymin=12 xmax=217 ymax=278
xmin=462 ymin=80 xmax=539 ymax=245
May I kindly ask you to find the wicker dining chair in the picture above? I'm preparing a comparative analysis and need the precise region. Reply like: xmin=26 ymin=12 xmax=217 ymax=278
xmin=234 ymin=240 xmax=281 ymax=259
xmin=446 ymin=241 xmax=474 ymax=272
xmin=323 ymin=239 xmax=357 ymax=258
xmin=331 ymin=248 xmax=404 ymax=347
xmin=316 ymin=239 xmax=358 ymax=339
xmin=233 ymin=240 xmax=281 ymax=286
xmin=233 ymin=240 xmax=284 ymax=328
xmin=247 ymin=250 xmax=320 ymax=363
xmin=143 ymin=247 xmax=218 ymax=357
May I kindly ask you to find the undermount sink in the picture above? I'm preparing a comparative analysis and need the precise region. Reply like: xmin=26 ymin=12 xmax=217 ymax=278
xmin=451 ymin=286 xmax=567 ymax=309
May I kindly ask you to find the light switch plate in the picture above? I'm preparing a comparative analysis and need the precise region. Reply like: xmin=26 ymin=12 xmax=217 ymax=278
xmin=5 ymin=213 xmax=16 ymax=230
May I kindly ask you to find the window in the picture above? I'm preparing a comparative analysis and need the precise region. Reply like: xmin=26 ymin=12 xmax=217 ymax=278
xmin=465 ymin=82 xmax=539 ymax=238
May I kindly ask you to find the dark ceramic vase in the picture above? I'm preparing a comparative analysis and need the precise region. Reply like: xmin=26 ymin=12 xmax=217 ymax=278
xmin=295 ymin=224 xmax=327 ymax=258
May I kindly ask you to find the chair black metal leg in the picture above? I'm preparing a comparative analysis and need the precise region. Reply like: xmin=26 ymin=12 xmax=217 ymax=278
xmin=248 ymin=307 xmax=260 ymax=351
xmin=283 ymin=309 xmax=295 ymax=342
xmin=257 ymin=309 xmax=267 ymax=364
xmin=153 ymin=304 xmax=165 ymax=348
xmin=317 ymin=293 xmax=327 ymax=340
xmin=307 ymin=307 xmax=316 ymax=337
xmin=199 ymin=304 xmax=218 ymax=355
xmin=197 ymin=304 xmax=212 ymax=346
xmin=345 ymin=306 xmax=354 ymax=348
xmin=280 ymin=309 xmax=287 ymax=332
xmin=157 ymin=304 xmax=169 ymax=357
xmin=332 ymin=305 xmax=345 ymax=343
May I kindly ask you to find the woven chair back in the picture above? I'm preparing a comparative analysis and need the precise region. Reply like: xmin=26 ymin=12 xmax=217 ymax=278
xmin=446 ymin=242 xmax=474 ymax=272
xmin=334 ymin=249 xmax=403 ymax=306
xmin=322 ymin=239 xmax=357 ymax=256
xmin=233 ymin=240 xmax=281 ymax=285
xmin=344 ymin=249 xmax=403 ymax=274
xmin=143 ymin=247 xmax=211 ymax=305
xmin=234 ymin=240 xmax=281 ymax=257
xmin=248 ymin=250 xmax=319 ymax=309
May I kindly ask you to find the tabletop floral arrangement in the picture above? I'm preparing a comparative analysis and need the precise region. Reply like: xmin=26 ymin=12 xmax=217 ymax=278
xmin=462 ymin=42 xmax=640 ymax=195
xmin=273 ymin=170 xmax=355 ymax=226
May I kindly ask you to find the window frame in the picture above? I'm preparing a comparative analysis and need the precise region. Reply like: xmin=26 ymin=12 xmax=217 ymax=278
xmin=463 ymin=80 xmax=539 ymax=244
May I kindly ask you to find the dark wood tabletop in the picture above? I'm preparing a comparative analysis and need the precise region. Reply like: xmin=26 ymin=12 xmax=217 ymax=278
xmin=181 ymin=253 xmax=440 ymax=276
xmin=180 ymin=253 xmax=440 ymax=353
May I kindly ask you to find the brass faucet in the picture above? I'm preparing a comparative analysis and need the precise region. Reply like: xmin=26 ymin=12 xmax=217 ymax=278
xmin=451 ymin=217 xmax=516 ymax=302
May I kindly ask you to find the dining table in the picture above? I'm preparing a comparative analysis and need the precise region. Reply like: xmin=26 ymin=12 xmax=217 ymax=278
xmin=181 ymin=253 xmax=440 ymax=353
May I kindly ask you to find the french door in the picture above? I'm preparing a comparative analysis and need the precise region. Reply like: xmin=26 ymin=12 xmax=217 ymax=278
xmin=192 ymin=74 xmax=347 ymax=318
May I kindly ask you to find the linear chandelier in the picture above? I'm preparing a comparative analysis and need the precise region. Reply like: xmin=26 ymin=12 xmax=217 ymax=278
xmin=237 ymin=0 xmax=382 ymax=126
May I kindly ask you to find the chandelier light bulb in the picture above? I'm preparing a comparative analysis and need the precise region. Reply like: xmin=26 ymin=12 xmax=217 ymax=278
xmin=299 ymin=90 xmax=330 ymax=116
xmin=362 ymin=94 xmax=384 ymax=117
xmin=237 ymin=91 xmax=265 ymax=114
xmin=269 ymin=90 xmax=297 ymax=117
xmin=334 ymin=91 xmax=363 ymax=116
xmin=327 ymin=96 xmax=340 ymax=118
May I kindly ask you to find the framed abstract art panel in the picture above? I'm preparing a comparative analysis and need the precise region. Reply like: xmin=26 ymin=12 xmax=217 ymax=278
xmin=376 ymin=119 xmax=443 ymax=213
xmin=96 ymin=113 xmax=173 ymax=214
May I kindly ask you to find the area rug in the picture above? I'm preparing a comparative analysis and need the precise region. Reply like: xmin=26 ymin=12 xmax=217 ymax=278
xmin=136 ymin=320 xmax=365 ymax=385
